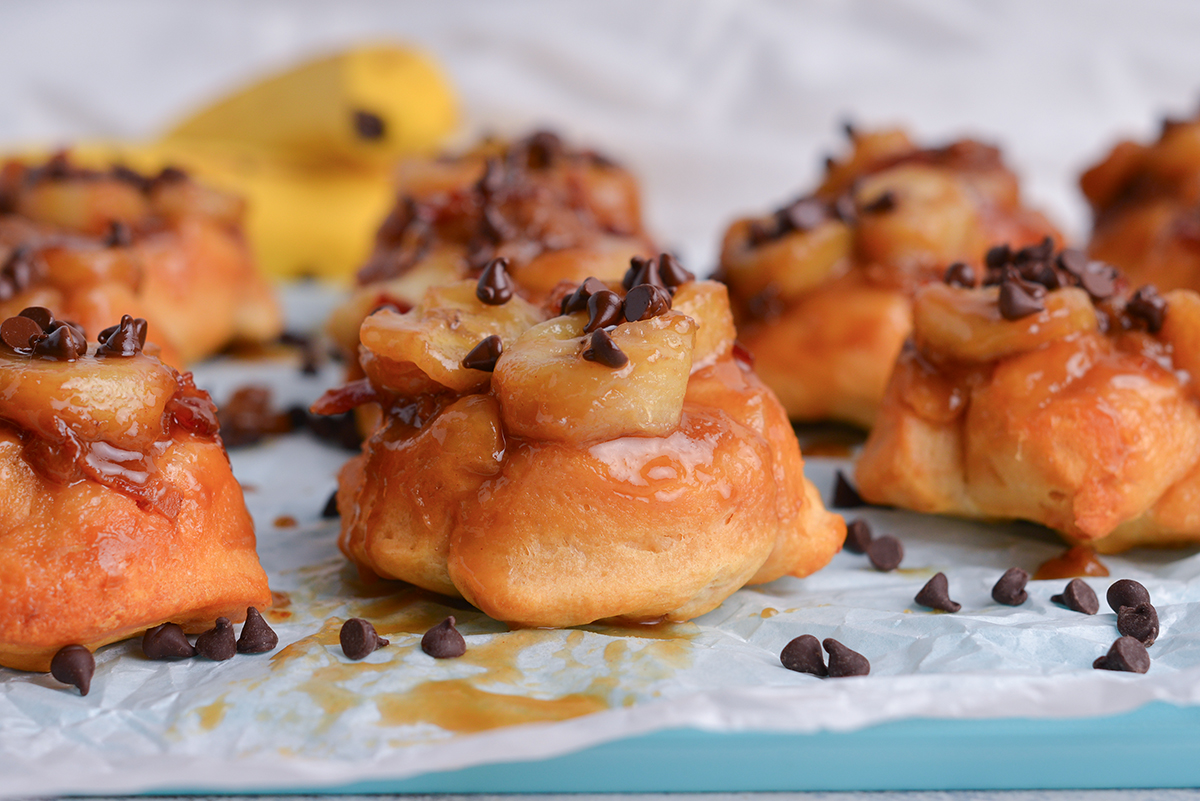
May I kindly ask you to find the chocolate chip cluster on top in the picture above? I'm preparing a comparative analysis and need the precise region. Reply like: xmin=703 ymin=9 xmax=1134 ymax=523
xmin=0 ymin=306 xmax=147 ymax=360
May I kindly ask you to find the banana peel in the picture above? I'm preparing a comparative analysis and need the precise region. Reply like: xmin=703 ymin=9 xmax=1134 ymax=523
xmin=3 ymin=44 xmax=459 ymax=280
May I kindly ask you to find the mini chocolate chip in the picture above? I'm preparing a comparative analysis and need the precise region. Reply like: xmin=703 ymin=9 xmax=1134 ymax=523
xmin=475 ymin=257 xmax=514 ymax=305
xmin=50 ymin=645 xmax=94 ymax=696
xmin=142 ymin=623 xmax=196 ymax=659
xmin=1021 ymin=261 xmax=1063 ymax=290
xmin=582 ymin=329 xmax=628 ymax=368
xmin=353 ymin=109 xmax=386 ymax=140
xmin=0 ymin=315 xmax=41 ymax=351
xmin=103 ymin=220 xmax=132 ymax=248
xmin=985 ymin=244 xmax=1013 ymax=270
xmin=780 ymin=634 xmax=827 ymax=677
xmin=18 ymin=306 xmax=54 ymax=331
xmin=1051 ymin=578 xmax=1099 ymax=614
xmin=462 ymin=335 xmax=502 ymax=372
xmin=561 ymin=276 xmax=609 ymax=314
xmin=624 ymin=283 xmax=672 ymax=322
xmin=1106 ymin=579 xmax=1151 ymax=613
xmin=195 ymin=618 xmax=237 ymax=661
xmin=1057 ymin=248 xmax=1089 ymax=278
xmin=656 ymin=253 xmax=694 ymax=287
xmin=321 ymin=490 xmax=340 ymax=519
xmin=1127 ymin=285 xmax=1167 ymax=333
xmin=1093 ymin=636 xmax=1150 ymax=673
xmin=943 ymin=262 xmax=976 ymax=288
xmin=998 ymin=280 xmax=1045 ymax=320
xmin=844 ymin=518 xmax=872 ymax=554
xmin=1077 ymin=261 xmax=1117 ymax=301
xmin=1117 ymin=602 xmax=1159 ymax=647
xmin=781 ymin=197 xmax=828 ymax=232
xmin=867 ymin=535 xmax=904 ymax=572
xmin=31 ymin=321 xmax=87 ymax=360
xmin=823 ymin=638 xmax=870 ymax=677
xmin=585 ymin=289 xmax=624 ymax=332
xmin=421 ymin=616 xmax=467 ymax=659
xmin=915 ymin=572 xmax=961 ymax=612
xmin=1015 ymin=236 xmax=1054 ymax=265
xmin=96 ymin=314 xmax=147 ymax=357
xmin=622 ymin=256 xmax=665 ymax=291
xmin=991 ymin=567 xmax=1030 ymax=606
xmin=861 ymin=190 xmax=896 ymax=215
xmin=237 ymin=607 xmax=278 ymax=654
xmin=832 ymin=470 xmax=865 ymax=508
xmin=340 ymin=618 xmax=389 ymax=660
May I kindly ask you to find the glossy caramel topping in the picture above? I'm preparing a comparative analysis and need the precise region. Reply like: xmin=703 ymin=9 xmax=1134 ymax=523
xmin=1034 ymin=545 xmax=1110 ymax=581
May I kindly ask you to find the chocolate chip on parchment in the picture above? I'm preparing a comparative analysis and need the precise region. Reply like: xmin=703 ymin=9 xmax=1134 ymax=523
xmin=195 ymin=618 xmax=237 ymax=661
xmin=237 ymin=607 xmax=278 ymax=654
xmin=998 ymin=280 xmax=1045 ymax=320
xmin=0 ymin=315 xmax=41 ymax=351
xmin=1117 ymin=603 xmax=1159 ymax=647
xmin=421 ymin=616 xmax=467 ymax=659
xmin=623 ymin=283 xmax=672 ymax=322
xmin=1093 ymin=636 xmax=1150 ymax=674
xmin=461 ymin=335 xmax=503 ymax=372
xmin=340 ymin=618 xmax=389 ymax=660
xmin=1106 ymin=579 xmax=1151 ymax=613
xmin=843 ymin=518 xmax=873 ymax=555
xmin=1051 ymin=578 xmax=1099 ymax=615
xmin=823 ymin=638 xmax=870 ymax=677
xmin=867 ymin=535 xmax=904 ymax=572
xmin=915 ymin=572 xmax=961 ymax=613
xmin=50 ymin=644 xmax=95 ymax=696
xmin=585 ymin=289 xmax=624 ymax=332
xmin=832 ymin=470 xmax=865 ymax=509
xmin=582 ymin=329 xmax=628 ymax=369
xmin=943 ymin=262 xmax=976 ymax=288
xmin=991 ymin=567 xmax=1030 ymax=606
xmin=475 ymin=257 xmax=514 ymax=305
xmin=142 ymin=623 xmax=196 ymax=660
xmin=780 ymin=634 xmax=827 ymax=677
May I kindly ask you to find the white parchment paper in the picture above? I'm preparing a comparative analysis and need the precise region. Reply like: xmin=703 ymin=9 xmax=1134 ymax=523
xmin=3 ymin=1 xmax=1200 ymax=795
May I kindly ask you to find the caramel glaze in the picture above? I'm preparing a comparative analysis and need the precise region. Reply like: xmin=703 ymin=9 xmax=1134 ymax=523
xmin=1034 ymin=545 xmax=1110 ymax=581
xmin=0 ymin=349 xmax=220 ymax=518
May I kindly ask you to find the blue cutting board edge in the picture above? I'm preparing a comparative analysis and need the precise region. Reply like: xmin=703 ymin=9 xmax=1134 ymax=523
xmin=148 ymin=701 xmax=1200 ymax=794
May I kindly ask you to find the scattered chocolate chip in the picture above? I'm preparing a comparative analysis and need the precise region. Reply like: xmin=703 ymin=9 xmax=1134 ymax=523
xmin=18 ymin=306 xmax=54 ymax=331
xmin=622 ymin=255 xmax=665 ymax=291
xmin=237 ymin=607 xmax=278 ymax=654
xmin=1076 ymin=261 xmax=1117 ymax=301
xmin=867 ymin=535 xmax=904 ymax=572
xmin=475 ymin=257 xmax=514 ymax=305
xmin=1051 ymin=578 xmax=1099 ymax=614
xmin=943 ymin=262 xmax=976 ymax=288
xmin=915 ymin=572 xmax=961 ymax=613
xmin=0 ymin=314 xmax=41 ymax=351
xmin=582 ymin=329 xmax=628 ymax=368
xmin=823 ymin=638 xmax=870 ymax=677
xmin=832 ymin=470 xmax=865 ymax=508
xmin=195 ymin=618 xmax=237 ymax=661
xmin=780 ymin=634 xmax=827 ymax=677
xmin=462 ymin=335 xmax=503 ymax=372
xmin=340 ymin=618 xmax=389 ymax=660
xmin=1093 ymin=636 xmax=1150 ymax=674
xmin=103 ymin=220 xmax=133 ymax=248
xmin=781 ymin=197 xmax=828 ymax=232
xmin=561 ymin=277 xmax=609 ymax=314
xmin=624 ymin=283 xmax=672 ymax=322
xmin=991 ymin=568 xmax=1030 ymax=606
xmin=95 ymin=314 xmax=147 ymax=357
xmin=353 ymin=109 xmax=386 ymax=141
xmin=861 ymin=190 xmax=896 ymax=215
xmin=585 ymin=289 xmax=624 ymax=332
xmin=50 ymin=645 xmax=94 ymax=696
xmin=1127 ymin=285 xmax=1167 ymax=333
xmin=1117 ymin=603 xmax=1159 ymax=647
xmin=421 ymin=616 xmax=467 ymax=659
xmin=986 ymin=244 xmax=1013 ymax=271
xmin=321 ymin=490 xmax=340 ymax=519
xmin=656 ymin=253 xmax=694 ymax=287
xmin=998 ymin=280 xmax=1045 ymax=320
xmin=142 ymin=623 xmax=196 ymax=660
xmin=844 ymin=518 xmax=873 ymax=554
xmin=30 ymin=321 xmax=87 ymax=360
xmin=1106 ymin=579 xmax=1151 ymax=613
xmin=1056 ymin=248 xmax=1089 ymax=278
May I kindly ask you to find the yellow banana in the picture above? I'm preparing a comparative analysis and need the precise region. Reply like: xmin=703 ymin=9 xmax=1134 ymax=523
xmin=162 ymin=43 xmax=459 ymax=167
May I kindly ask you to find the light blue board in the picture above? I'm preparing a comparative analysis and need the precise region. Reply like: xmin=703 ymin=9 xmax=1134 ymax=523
xmin=152 ymin=702 xmax=1200 ymax=794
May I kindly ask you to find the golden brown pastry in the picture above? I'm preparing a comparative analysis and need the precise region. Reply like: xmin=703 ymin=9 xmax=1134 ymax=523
xmin=0 ymin=154 xmax=282 ymax=366
xmin=325 ymin=130 xmax=655 ymax=354
xmin=856 ymin=242 xmax=1200 ymax=552
xmin=1083 ymin=112 xmax=1200 ymax=292
xmin=316 ymin=254 xmax=844 ymax=627
xmin=0 ymin=308 xmax=270 ymax=672
xmin=718 ymin=127 xmax=1060 ymax=427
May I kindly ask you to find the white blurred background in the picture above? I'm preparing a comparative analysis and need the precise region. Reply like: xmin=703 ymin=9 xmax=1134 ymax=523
xmin=3 ymin=0 xmax=1199 ymax=269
